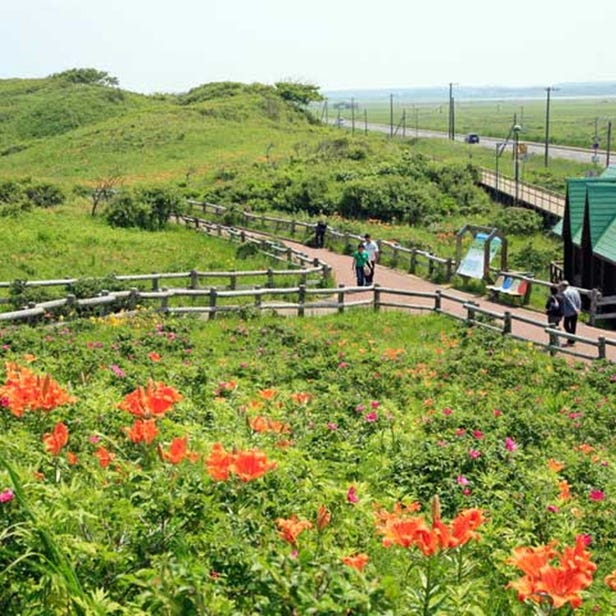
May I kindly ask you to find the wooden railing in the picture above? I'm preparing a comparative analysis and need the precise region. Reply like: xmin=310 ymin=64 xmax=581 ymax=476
xmin=2 ymin=282 xmax=613 ymax=362
xmin=479 ymin=170 xmax=565 ymax=218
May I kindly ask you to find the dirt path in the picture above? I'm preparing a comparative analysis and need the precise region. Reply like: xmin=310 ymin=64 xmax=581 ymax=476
xmin=281 ymin=238 xmax=616 ymax=363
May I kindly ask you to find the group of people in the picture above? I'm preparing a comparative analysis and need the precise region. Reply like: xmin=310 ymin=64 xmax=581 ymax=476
xmin=545 ymin=280 xmax=582 ymax=345
xmin=351 ymin=234 xmax=380 ymax=286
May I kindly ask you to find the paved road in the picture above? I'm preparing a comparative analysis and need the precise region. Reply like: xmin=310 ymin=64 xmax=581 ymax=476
xmin=331 ymin=120 xmax=610 ymax=166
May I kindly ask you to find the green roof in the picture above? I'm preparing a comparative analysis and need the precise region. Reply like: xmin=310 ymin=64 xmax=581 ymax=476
xmin=600 ymin=165 xmax=616 ymax=179
xmin=551 ymin=218 xmax=563 ymax=236
xmin=566 ymin=177 xmax=616 ymax=246
xmin=586 ymin=183 xmax=616 ymax=264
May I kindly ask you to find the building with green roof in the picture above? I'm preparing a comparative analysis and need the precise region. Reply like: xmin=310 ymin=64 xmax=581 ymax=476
xmin=560 ymin=168 xmax=616 ymax=293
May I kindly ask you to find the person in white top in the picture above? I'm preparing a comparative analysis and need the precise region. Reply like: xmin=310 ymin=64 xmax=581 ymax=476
xmin=558 ymin=280 xmax=582 ymax=345
xmin=363 ymin=234 xmax=379 ymax=284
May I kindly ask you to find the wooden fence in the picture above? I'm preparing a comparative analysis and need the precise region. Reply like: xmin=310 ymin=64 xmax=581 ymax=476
xmin=2 ymin=282 xmax=613 ymax=362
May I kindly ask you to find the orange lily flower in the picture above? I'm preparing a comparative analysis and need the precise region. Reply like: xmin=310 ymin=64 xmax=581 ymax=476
xmin=162 ymin=436 xmax=198 ymax=464
xmin=95 ymin=446 xmax=114 ymax=468
xmin=316 ymin=505 xmax=332 ymax=531
xmin=547 ymin=458 xmax=565 ymax=472
xmin=124 ymin=419 xmax=158 ymax=444
xmin=117 ymin=380 xmax=183 ymax=419
xmin=230 ymin=448 xmax=277 ymax=482
xmin=507 ymin=536 xmax=596 ymax=610
xmin=258 ymin=388 xmax=278 ymax=400
xmin=276 ymin=515 xmax=312 ymax=545
xmin=605 ymin=570 xmax=616 ymax=591
xmin=42 ymin=421 xmax=69 ymax=456
xmin=66 ymin=451 xmax=79 ymax=465
xmin=205 ymin=442 xmax=234 ymax=481
xmin=1 ymin=362 xmax=76 ymax=417
xmin=249 ymin=415 xmax=291 ymax=434
xmin=558 ymin=479 xmax=571 ymax=501
xmin=341 ymin=553 xmax=369 ymax=571
xmin=290 ymin=392 xmax=312 ymax=405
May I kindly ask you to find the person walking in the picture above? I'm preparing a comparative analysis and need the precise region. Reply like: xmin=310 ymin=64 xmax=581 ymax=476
xmin=351 ymin=243 xmax=370 ymax=286
xmin=545 ymin=284 xmax=563 ymax=328
xmin=314 ymin=220 xmax=327 ymax=248
xmin=362 ymin=234 xmax=380 ymax=284
xmin=558 ymin=280 xmax=582 ymax=345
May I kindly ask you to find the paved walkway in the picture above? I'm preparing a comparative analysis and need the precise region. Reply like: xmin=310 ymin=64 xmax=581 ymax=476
xmin=281 ymin=238 xmax=616 ymax=363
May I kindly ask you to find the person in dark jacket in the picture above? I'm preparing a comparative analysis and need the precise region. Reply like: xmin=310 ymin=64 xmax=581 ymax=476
xmin=545 ymin=284 xmax=563 ymax=328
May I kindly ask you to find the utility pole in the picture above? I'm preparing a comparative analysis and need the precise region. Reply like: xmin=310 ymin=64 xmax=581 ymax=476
xmin=389 ymin=93 xmax=394 ymax=138
xmin=351 ymin=97 xmax=355 ymax=135
xmin=514 ymin=125 xmax=521 ymax=206
xmin=544 ymin=86 xmax=559 ymax=167
xmin=607 ymin=120 xmax=612 ymax=167
xmin=448 ymin=82 xmax=455 ymax=140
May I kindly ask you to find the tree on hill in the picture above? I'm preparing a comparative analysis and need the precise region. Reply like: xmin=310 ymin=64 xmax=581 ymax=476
xmin=49 ymin=68 xmax=119 ymax=87
xmin=274 ymin=81 xmax=323 ymax=108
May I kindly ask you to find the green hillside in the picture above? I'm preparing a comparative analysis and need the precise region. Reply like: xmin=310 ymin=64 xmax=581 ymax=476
xmin=0 ymin=72 xmax=327 ymax=186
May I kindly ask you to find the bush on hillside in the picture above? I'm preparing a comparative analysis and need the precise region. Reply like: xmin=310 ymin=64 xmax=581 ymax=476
xmin=49 ymin=68 xmax=119 ymax=87
xmin=104 ymin=187 xmax=182 ymax=231
xmin=494 ymin=207 xmax=542 ymax=235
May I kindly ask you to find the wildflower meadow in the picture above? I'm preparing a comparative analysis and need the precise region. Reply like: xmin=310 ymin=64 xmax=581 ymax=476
xmin=1 ymin=310 xmax=615 ymax=615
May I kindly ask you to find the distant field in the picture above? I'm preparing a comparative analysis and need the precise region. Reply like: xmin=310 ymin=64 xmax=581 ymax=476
xmin=329 ymin=97 xmax=616 ymax=149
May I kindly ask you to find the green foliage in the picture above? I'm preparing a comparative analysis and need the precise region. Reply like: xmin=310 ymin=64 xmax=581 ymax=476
xmin=104 ymin=186 xmax=181 ymax=231
xmin=509 ymin=241 xmax=557 ymax=276
xmin=274 ymin=81 xmax=324 ymax=107
xmin=0 ymin=312 xmax=614 ymax=613
xmin=494 ymin=207 xmax=542 ymax=235
xmin=49 ymin=68 xmax=119 ymax=87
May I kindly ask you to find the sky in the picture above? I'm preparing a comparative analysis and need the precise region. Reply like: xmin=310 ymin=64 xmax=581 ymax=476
xmin=2 ymin=0 xmax=616 ymax=95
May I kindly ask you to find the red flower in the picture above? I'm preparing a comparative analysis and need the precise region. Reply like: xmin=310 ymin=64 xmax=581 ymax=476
xmin=94 ymin=446 xmax=114 ymax=468
xmin=42 ymin=422 xmax=69 ymax=456
xmin=205 ymin=442 xmax=234 ymax=481
xmin=117 ymin=380 xmax=183 ymax=419
xmin=124 ymin=419 xmax=158 ymax=444
xmin=341 ymin=553 xmax=369 ymax=571
xmin=162 ymin=436 xmax=198 ymax=464
xmin=276 ymin=515 xmax=312 ymax=545
xmin=230 ymin=449 xmax=276 ymax=482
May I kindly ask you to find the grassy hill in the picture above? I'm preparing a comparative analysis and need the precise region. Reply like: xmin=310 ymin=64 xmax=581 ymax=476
xmin=0 ymin=75 xmax=328 ymax=186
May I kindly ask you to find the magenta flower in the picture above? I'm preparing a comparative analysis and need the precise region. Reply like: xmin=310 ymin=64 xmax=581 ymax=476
xmin=338 ymin=362 xmax=349 ymax=369
xmin=109 ymin=364 xmax=126 ymax=378
xmin=546 ymin=505 xmax=559 ymax=513
xmin=442 ymin=407 xmax=453 ymax=415
xmin=0 ymin=489 xmax=15 ymax=503
xmin=455 ymin=428 xmax=466 ymax=437
xmin=370 ymin=400 xmax=380 ymax=409
xmin=456 ymin=475 xmax=469 ymax=486
xmin=577 ymin=533 xmax=592 ymax=546
xmin=504 ymin=437 xmax=518 ymax=452
xmin=327 ymin=422 xmax=338 ymax=431
xmin=472 ymin=430 xmax=484 ymax=439
xmin=589 ymin=489 xmax=605 ymax=501
xmin=347 ymin=486 xmax=359 ymax=504
xmin=88 ymin=435 xmax=101 ymax=444
xmin=468 ymin=449 xmax=481 ymax=459
xmin=493 ymin=409 xmax=502 ymax=417
xmin=364 ymin=412 xmax=378 ymax=422
xmin=355 ymin=404 xmax=365 ymax=413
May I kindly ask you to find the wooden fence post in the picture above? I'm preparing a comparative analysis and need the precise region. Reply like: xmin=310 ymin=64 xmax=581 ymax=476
xmin=298 ymin=284 xmax=306 ymax=317
xmin=209 ymin=288 xmax=217 ymax=320
xmin=160 ymin=288 xmax=169 ymax=313
xmin=230 ymin=272 xmax=237 ymax=290
xmin=152 ymin=273 xmax=159 ymax=292
xmin=290 ymin=220 xmax=296 ymax=235
xmin=548 ymin=328 xmax=558 ymax=356
xmin=589 ymin=289 xmax=601 ymax=326
xmin=466 ymin=302 xmax=476 ymax=326
xmin=128 ymin=288 xmax=138 ymax=311
xmin=190 ymin=270 xmax=199 ymax=290
xmin=66 ymin=293 xmax=76 ymax=315
xmin=240 ymin=230 xmax=246 ymax=243
xmin=337 ymin=284 xmax=345 ymax=314
xmin=266 ymin=268 xmax=274 ymax=288
xmin=286 ymin=248 xmax=293 ymax=262
xmin=503 ymin=311 xmax=512 ymax=335
xmin=434 ymin=289 xmax=442 ymax=312
xmin=446 ymin=258 xmax=453 ymax=281
xmin=409 ymin=249 xmax=417 ymax=274
xmin=598 ymin=336 xmax=606 ymax=360
xmin=300 ymin=272 xmax=308 ymax=286
xmin=254 ymin=286 xmax=262 ymax=311
xmin=373 ymin=284 xmax=381 ymax=311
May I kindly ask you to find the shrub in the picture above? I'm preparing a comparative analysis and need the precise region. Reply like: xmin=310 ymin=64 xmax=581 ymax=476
xmin=104 ymin=187 xmax=181 ymax=230
xmin=494 ymin=207 xmax=542 ymax=235
xmin=24 ymin=182 xmax=65 ymax=208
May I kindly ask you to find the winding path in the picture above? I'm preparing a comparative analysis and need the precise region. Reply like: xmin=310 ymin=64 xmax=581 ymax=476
xmin=279 ymin=237 xmax=616 ymax=363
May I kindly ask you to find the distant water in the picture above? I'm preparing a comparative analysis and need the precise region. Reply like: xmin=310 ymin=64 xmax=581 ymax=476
xmin=323 ymin=82 xmax=616 ymax=103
